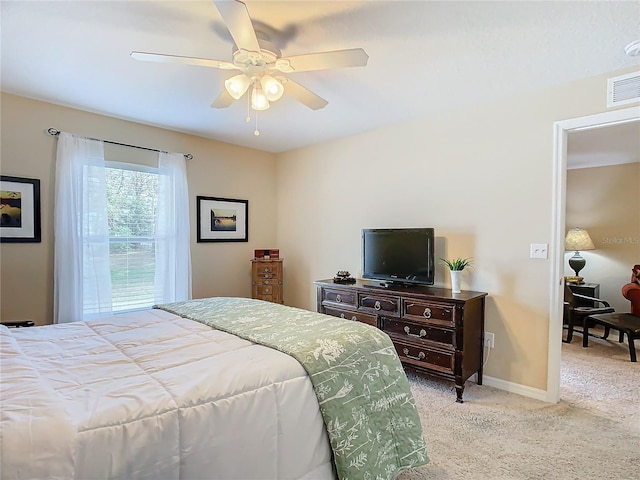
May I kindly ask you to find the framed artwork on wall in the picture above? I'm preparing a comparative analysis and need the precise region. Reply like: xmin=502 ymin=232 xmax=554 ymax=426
xmin=197 ymin=196 xmax=248 ymax=242
xmin=0 ymin=175 xmax=41 ymax=243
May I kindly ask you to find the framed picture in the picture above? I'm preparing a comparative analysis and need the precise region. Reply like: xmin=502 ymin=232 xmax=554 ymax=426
xmin=197 ymin=196 xmax=248 ymax=242
xmin=1 ymin=176 xmax=41 ymax=243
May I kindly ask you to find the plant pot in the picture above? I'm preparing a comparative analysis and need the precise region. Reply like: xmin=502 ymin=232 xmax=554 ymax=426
xmin=450 ymin=270 xmax=463 ymax=293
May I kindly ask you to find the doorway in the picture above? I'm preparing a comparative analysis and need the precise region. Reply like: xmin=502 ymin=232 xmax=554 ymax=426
xmin=546 ymin=106 xmax=640 ymax=403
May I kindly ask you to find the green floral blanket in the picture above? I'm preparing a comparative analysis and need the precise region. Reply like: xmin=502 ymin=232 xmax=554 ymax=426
xmin=156 ymin=297 xmax=428 ymax=480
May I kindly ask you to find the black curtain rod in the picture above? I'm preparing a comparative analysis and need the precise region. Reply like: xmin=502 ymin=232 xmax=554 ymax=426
xmin=47 ymin=128 xmax=193 ymax=160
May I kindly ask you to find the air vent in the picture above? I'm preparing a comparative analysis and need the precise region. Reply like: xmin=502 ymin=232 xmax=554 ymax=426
xmin=607 ymin=71 xmax=640 ymax=107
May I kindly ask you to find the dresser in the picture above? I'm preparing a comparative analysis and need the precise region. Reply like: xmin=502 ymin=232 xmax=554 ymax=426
xmin=251 ymin=258 xmax=283 ymax=304
xmin=315 ymin=278 xmax=487 ymax=403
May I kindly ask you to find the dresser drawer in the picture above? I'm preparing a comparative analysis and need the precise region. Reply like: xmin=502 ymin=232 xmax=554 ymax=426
xmin=358 ymin=293 xmax=399 ymax=315
xmin=402 ymin=298 xmax=454 ymax=327
xmin=322 ymin=288 xmax=356 ymax=307
xmin=255 ymin=283 xmax=276 ymax=296
xmin=254 ymin=263 xmax=280 ymax=274
xmin=393 ymin=340 xmax=454 ymax=376
xmin=383 ymin=318 xmax=454 ymax=348
xmin=323 ymin=306 xmax=377 ymax=327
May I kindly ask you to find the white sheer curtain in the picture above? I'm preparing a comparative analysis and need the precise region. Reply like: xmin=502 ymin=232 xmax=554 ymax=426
xmin=155 ymin=151 xmax=192 ymax=303
xmin=54 ymin=133 xmax=112 ymax=323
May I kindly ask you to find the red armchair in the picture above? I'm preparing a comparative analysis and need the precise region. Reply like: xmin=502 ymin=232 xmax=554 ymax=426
xmin=622 ymin=264 xmax=640 ymax=315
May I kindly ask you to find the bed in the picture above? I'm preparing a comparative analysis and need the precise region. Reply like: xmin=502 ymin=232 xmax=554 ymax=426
xmin=1 ymin=297 xmax=428 ymax=479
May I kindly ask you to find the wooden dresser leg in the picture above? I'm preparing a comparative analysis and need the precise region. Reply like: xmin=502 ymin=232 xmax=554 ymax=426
xmin=455 ymin=383 xmax=464 ymax=403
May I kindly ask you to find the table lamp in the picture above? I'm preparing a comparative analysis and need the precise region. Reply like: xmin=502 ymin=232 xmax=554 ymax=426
xmin=564 ymin=227 xmax=595 ymax=282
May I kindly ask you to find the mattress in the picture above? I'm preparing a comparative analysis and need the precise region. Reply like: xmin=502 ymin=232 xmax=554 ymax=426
xmin=0 ymin=308 xmax=335 ymax=479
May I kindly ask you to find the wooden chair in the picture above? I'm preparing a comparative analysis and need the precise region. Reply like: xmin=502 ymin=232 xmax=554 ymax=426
xmin=563 ymin=284 xmax=615 ymax=347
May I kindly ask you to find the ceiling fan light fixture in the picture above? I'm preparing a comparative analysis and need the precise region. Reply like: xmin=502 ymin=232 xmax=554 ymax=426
xmin=251 ymin=84 xmax=270 ymax=111
xmin=224 ymin=74 xmax=250 ymax=99
xmin=260 ymin=75 xmax=284 ymax=101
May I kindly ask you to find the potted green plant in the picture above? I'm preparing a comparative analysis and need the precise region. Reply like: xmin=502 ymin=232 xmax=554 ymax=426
xmin=441 ymin=257 xmax=473 ymax=293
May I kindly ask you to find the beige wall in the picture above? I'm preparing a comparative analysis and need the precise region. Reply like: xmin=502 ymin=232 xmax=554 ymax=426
xmin=566 ymin=162 xmax=640 ymax=312
xmin=275 ymin=67 xmax=638 ymax=391
xmin=1 ymin=66 xmax=637 ymax=394
xmin=0 ymin=93 xmax=277 ymax=325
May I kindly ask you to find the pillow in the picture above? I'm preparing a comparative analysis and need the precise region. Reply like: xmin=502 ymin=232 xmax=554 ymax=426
xmin=632 ymin=265 xmax=640 ymax=285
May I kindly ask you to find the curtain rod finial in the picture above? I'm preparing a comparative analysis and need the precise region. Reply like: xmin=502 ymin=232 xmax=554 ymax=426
xmin=47 ymin=128 xmax=60 ymax=136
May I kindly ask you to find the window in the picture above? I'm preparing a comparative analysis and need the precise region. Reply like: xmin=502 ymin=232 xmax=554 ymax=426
xmin=105 ymin=162 xmax=158 ymax=312
xmin=54 ymin=133 xmax=191 ymax=324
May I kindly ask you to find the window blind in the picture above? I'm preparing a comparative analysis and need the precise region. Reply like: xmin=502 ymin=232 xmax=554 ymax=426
xmin=105 ymin=165 xmax=159 ymax=312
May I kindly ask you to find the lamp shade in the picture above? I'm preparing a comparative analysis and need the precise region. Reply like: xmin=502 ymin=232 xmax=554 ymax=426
xmin=251 ymin=84 xmax=270 ymax=111
xmin=224 ymin=74 xmax=250 ymax=100
xmin=565 ymin=228 xmax=595 ymax=252
xmin=260 ymin=75 xmax=284 ymax=102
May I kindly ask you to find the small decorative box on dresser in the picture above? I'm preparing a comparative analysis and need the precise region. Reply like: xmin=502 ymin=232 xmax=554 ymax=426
xmin=315 ymin=278 xmax=488 ymax=403
xmin=251 ymin=258 xmax=283 ymax=304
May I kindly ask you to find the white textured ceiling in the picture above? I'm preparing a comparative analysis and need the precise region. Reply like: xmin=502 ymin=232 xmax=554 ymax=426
xmin=568 ymin=120 xmax=640 ymax=170
xmin=1 ymin=0 xmax=639 ymax=154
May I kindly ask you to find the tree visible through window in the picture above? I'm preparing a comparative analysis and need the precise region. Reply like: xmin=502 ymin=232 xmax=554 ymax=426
xmin=106 ymin=164 xmax=159 ymax=312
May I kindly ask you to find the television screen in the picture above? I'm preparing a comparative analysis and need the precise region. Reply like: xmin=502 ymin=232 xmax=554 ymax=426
xmin=362 ymin=228 xmax=435 ymax=286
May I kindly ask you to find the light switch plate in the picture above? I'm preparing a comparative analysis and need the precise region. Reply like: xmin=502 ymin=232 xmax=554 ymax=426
xmin=530 ymin=243 xmax=548 ymax=259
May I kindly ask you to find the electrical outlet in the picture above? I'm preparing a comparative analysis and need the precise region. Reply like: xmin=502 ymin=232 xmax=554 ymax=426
xmin=484 ymin=332 xmax=495 ymax=348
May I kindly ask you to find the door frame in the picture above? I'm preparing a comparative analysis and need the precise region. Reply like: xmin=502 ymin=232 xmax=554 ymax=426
xmin=547 ymin=106 xmax=640 ymax=403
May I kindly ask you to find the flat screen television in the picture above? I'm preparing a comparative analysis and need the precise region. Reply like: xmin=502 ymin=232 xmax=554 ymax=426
xmin=362 ymin=228 xmax=435 ymax=286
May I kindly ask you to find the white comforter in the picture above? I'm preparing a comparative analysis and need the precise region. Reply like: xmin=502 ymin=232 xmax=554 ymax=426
xmin=0 ymin=309 xmax=334 ymax=479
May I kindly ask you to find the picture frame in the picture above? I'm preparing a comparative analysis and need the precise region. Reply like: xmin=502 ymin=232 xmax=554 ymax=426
xmin=197 ymin=196 xmax=248 ymax=242
xmin=1 ymin=175 xmax=41 ymax=243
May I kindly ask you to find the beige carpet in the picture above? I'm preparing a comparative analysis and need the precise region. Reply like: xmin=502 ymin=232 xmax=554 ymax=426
xmin=397 ymin=328 xmax=640 ymax=480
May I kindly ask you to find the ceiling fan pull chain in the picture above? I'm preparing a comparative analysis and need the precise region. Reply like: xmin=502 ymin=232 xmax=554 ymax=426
xmin=254 ymin=111 xmax=260 ymax=136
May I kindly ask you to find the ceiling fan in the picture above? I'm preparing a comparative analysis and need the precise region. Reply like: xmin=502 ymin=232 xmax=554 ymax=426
xmin=131 ymin=0 xmax=368 ymax=132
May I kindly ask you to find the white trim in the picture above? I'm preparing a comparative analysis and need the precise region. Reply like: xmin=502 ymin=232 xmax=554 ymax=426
xmin=482 ymin=375 xmax=548 ymax=402
xmin=548 ymin=106 xmax=640 ymax=403
xmin=470 ymin=374 xmax=547 ymax=401
xmin=105 ymin=160 xmax=159 ymax=174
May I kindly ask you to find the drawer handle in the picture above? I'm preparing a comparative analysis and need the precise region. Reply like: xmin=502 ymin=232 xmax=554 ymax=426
xmin=423 ymin=307 xmax=431 ymax=319
xmin=403 ymin=348 xmax=426 ymax=361
xmin=351 ymin=316 xmax=357 ymax=321
xmin=403 ymin=326 xmax=427 ymax=338
xmin=340 ymin=313 xmax=345 ymax=319
xmin=374 ymin=300 xmax=381 ymax=311
xmin=336 ymin=294 xmax=342 ymax=303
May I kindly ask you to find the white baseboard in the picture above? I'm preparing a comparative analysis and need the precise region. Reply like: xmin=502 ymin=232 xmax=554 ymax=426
xmin=471 ymin=374 xmax=550 ymax=402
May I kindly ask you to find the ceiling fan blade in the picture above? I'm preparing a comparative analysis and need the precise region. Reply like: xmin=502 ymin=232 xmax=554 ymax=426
xmin=131 ymin=51 xmax=236 ymax=70
xmin=283 ymin=79 xmax=328 ymax=110
xmin=213 ymin=0 xmax=260 ymax=53
xmin=277 ymin=48 xmax=369 ymax=73
xmin=211 ymin=90 xmax=235 ymax=108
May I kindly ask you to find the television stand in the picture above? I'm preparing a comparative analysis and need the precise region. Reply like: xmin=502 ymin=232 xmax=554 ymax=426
xmin=315 ymin=278 xmax=487 ymax=403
